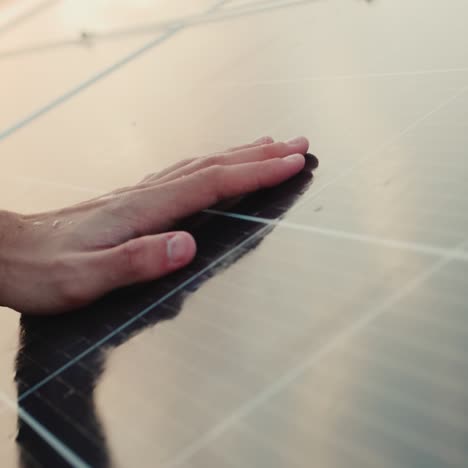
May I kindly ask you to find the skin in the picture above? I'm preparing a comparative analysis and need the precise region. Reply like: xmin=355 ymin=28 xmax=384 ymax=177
xmin=0 ymin=136 xmax=309 ymax=315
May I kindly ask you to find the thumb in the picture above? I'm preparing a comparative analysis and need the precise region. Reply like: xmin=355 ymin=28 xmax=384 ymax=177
xmin=95 ymin=231 xmax=197 ymax=292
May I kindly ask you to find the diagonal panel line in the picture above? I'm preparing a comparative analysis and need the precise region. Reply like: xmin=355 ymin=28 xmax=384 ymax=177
xmin=0 ymin=0 xmax=311 ymax=137
xmin=222 ymin=66 xmax=468 ymax=86
xmin=17 ymin=223 xmax=269 ymax=402
xmin=0 ymin=391 xmax=90 ymax=468
xmin=203 ymin=209 xmax=468 ymax=262
xmin=14 ymin=55 xmax=468 ymax=402
xmin=0 ymin=0 xmax=232 ymax=142
xmin=292 ymin=83 xmax=468 ymax=211
xmin=0 ymin=0 xmax=60 ymax=35
xmin=0 ymin=26 xmax=181 ymax=142
xmin=161 ymin=237 xmax=468 ymax=468
xmin=0 ymin=0 xmax=313 ymax=61
xmin=9 ymin=0 xmax=249 ymax=406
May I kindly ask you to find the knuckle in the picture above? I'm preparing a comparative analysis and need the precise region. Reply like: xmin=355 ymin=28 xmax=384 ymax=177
xmin=60 ymin=281 xmax=87 ymax=306
xmin=121 ymin=239 xmax=143 ymax=275
xmin=225 ymin=144 xmax=240 ymax=152
xmin=54 ymin=258 xmax=88 ymax=305
xmin=270 ymin=141 xmax=287 ymax=156
xmin=258 ymin=142 xmax=279 ymax=158
xmin=257 ymin=143 xmax=269 ymax=158
xmin=110 ymin=185 xmax=133 ymax=195
xmin=203 ymin=153 xmax=224 ymax=167
xmin=249 ymin=171 xmax=262 ymax=193
xmin=140 ymin=173 xmax=156 ymax=183
xmin=179 ymin=157 xmax=195 ymax=167
xmin=200 ymin=164 xmax=224 ymax=179
xmin=197 ymin=165 xmax=225 ymax=203
xmin=210 ymin=164 xmax=225 ymax=183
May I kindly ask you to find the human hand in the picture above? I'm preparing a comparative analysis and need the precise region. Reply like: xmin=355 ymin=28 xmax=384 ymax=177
xmin=0 ymin=136 xmax=309 ymax=314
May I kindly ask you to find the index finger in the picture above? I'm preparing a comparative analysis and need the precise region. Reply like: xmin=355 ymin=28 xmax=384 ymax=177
xmin=131 ymin=153 xmax=306 ymax=232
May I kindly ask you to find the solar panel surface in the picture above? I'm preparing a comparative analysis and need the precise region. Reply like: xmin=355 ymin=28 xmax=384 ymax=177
xmin=1 ymin=0 xmax=468 ymax=466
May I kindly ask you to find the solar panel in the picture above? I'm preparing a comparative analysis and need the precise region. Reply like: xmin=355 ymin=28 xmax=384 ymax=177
xmin=1 ymin=0 xmax=468 ymax=466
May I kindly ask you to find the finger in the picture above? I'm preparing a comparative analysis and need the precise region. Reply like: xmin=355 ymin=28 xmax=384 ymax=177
xmin=140 ymin=137 xmax=274 ymax=185
xmin=91 ymin=138 xmax=278 ymax=201
xmin=129 ymin=153 xmax=306 ymax=232
xmin=83 ymin=232 xmax=196 ymax=296
xmin=152 ymin=136 xmax=309 ymax=185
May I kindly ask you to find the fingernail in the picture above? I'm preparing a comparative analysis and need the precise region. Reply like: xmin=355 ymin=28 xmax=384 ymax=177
xmin=283 ymin=154 xmax=305 ymax=164
xmin=286 ymin=136 xmax=305 ymax=146
xmin=167 ymin=234 xmax=189 ymax=264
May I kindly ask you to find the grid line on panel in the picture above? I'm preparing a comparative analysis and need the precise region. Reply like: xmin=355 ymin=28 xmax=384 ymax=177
xmin=0 ymin=0 xmax=230 ymax=142
xmin=210 ymin=0 xmax=234 ymax=10
xmin=0 ymin=0 xmax=60 ymax=35
xmin=0 ymin=25 xmax=182 ymax=142
xmin=203 ymin=210 xmax=468 ymax=261
xmin=159 ymin=237 xmax=468 ymax=468
xmin=0 ymin=390 xmax=89 ymax=468
xmin=17 ymin=223 xmax=269 ymax=402
xmin=201 ymin=83 xmax=468 ymax=254
xmin=3 ymin=3 xmax=466 ymax=465
xmin=222 ymin=66 xmax=468 ymax=86
xmin=0 ymin=0 xmax=312 ymax=61
xmin=290 ymin=83 xmax=468 ymax=211
xmin=0 ymin=0 xmax=311 ymax=141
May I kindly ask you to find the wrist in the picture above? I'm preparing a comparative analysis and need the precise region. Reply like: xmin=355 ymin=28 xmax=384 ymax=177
xmin=0 ymin=209 xmax=22 ymax=244
xmin=0 ymin=210 xmax=24 ymax=308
